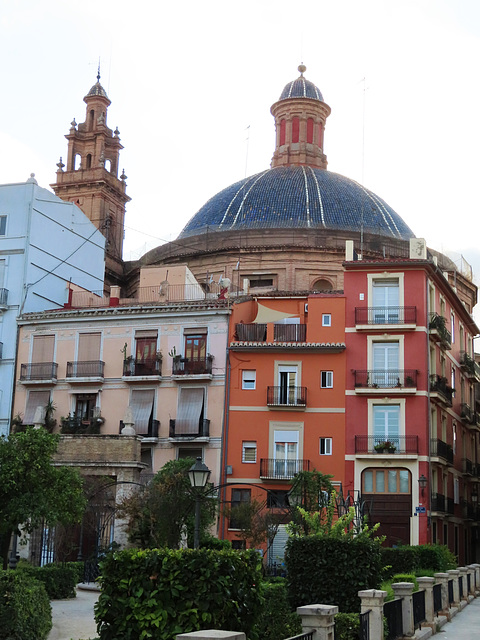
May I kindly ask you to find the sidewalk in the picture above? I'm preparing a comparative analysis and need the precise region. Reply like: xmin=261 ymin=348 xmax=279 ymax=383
xmin=437 ymin=596 xmax=480 ymax=638
xmin=48 ymin=586 xmax=99 ymax=640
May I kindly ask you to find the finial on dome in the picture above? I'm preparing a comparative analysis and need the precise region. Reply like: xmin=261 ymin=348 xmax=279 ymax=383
xmin=298 ymin=63 xmax=306 ymax=76
xmin=97 ymin=59 xmax=101 ymax=83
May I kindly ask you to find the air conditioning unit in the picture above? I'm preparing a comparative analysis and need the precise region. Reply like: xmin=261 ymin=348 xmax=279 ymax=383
xmin=304 ymin=303 xmax=308 ymax=313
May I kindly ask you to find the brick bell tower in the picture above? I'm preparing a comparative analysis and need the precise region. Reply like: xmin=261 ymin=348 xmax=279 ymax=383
xmin=51 ymin=71 xmax=130 ymax=286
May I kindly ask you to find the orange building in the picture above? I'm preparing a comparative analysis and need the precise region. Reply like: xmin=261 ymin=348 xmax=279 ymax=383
xmin=221 ymin=292 xmax=346 ymax=562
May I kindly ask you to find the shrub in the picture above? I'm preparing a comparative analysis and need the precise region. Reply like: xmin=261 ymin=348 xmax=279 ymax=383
xmin=381 ymin=544 xmax=456 ymax=579
xmin=381 ymin=546 xmax=419 ymax=578
xmin=285 ymin=535 xmax=383 ymax=613
xmin=95 ymin=547 xmax=264 ymax=640
xmin=253 ymin=580 xmax=301 ymax=640
xmin=199 ymin=535 xmax=232 ymax=550
xmin=16 ymin=563 xmax=77 ymax=599
xmin=391 ymin=573 xmax=418 ymax=591
xmin=0 ymin=570 xmax=52 ymax=640
xmin=65 ymin=560 xmax=85 ymax=584
xmin=335 ymin=613 xmax=360 ymax=640
xmin=416 ymin=544 xmax=456 ymax=571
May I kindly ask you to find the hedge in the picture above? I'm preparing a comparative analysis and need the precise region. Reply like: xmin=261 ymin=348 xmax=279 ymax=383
xmin=95 ymin=547 xmax=264 ymax=640
xmin=253 ymin=580 xmax=301 ymax=640
xmin=285 ymin=535 xmax=383 ymax=612
xmin=16 ymin=563 xmax=77 ymax=599
xmin=381 ymin=544 xmax=456 ymax=579
xmin=0 ymin=571 xmax=52 ymax=640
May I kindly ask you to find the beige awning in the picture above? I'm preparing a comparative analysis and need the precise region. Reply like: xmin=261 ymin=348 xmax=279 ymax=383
xmin=24 ymin=390 xmax=50 ymax=424
xmin=130 ymin=390 xmax=155 ymax=435
xmin=253 ymin=303 xmax=297 ymax=324
xmin=176 ymin=388 xmax=204 ymax=435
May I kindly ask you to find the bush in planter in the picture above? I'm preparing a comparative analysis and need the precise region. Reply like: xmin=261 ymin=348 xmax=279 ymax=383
xmin=95 ymin=547 xmax=264 ymax=640
xmin=0 ymin=570 xmax=52 ymax=640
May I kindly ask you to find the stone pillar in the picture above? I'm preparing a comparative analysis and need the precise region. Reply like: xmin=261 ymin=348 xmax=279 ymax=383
xmin=296 ymin=604 xmax=338 ymax=640
xmin=417 ymin=577 xmax=435 ymax=626
xmin=458 ymin=567 xmax=468 ymax=600
xmin=468 ymin=563 xmax=480 ymax=593
xmin=448 ymin=570 xmax=460 ymax=606
xmin=358 ymin=589 xmax=387 ymax=640
xmin=177 ymin=633 xmax=245 ymax=640
xmin=466 ymin=566 xmax=475 ymax=596
xmin=434 ymin=573 xmax=449 ymax=613
xmin=391 ymin=582 xmax=414 ymax=637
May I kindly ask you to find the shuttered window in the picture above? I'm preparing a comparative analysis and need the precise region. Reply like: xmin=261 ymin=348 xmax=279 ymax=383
xmin=32 ymin=335 xmax=54 ymax=362
xmin=24 ymin=390 xmax=50 ymax=424
xmin=130 ymin=389 xmax=155 ymax=435
xmin=176 ymin=388 xmax=204 ymax=435
xmin=77 ymin=333 xmax=101 ymax=361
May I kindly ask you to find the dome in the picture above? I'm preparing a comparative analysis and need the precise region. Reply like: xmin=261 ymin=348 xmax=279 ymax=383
xmin=85 ymin=74 xmax=109 ymax=100
xmin=279 ymin=75 xmax=324 ymax=102
xmin=179 ymin=166 xmax=414 ymax=240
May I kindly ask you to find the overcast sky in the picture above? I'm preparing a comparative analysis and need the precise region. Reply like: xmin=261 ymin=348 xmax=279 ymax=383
xmin=1 ymin=0 xmax=480 ymax=305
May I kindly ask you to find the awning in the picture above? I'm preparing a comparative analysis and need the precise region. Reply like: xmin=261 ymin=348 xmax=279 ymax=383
xmin=176 ymin=388 xmax=204 ymax=435
xmin=130 ymin=389 xmax=155 ymax=435
xmin=24 ymin=390 xmax=50 ymax=424
xmin=253 ymin=302 xmax=297 ymax=324
xmin=32 ymin=335 xmax=55 ymax=362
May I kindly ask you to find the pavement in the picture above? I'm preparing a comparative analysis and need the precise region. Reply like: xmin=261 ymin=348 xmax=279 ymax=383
xmin=48 ymin=585 xmax=99 ymax=640
xmin=436 ymin=595 xmax=480 ymax=639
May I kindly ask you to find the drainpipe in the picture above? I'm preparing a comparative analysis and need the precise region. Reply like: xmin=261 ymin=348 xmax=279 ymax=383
xmin=220 ymin=344 xmax=232 ymax=540
xmin=426 ymin=275 xmax=432 ymax=543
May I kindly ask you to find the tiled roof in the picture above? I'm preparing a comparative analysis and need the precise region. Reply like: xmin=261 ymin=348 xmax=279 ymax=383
xmin=179 ymin=166 xmax=415 ymax=241
xmin=279 ymin=76 xmax=324 ymax=101
xmin=85 ymin=81 xmax=109 ymax=99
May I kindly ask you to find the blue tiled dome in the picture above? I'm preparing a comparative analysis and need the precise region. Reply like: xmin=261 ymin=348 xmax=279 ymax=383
xmin=279 ymin=76 xmax=324 ymax=102
xmin=179 ymin=166 xmax=414 ymax=240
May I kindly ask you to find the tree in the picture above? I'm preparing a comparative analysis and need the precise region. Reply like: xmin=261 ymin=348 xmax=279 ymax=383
xmin=117 ymin=458 xmax=216 ymax=548
xmin=0 ymin=427 xmax=86 ymax=568
xmin=222 ymin=497 xmax=283 ymax=549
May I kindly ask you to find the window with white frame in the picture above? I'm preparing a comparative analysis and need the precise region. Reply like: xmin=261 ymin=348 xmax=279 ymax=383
xmin=319 ymin=437 xmax=332 ymax=455
xmin=454 ymin=477 xmax=460 ymax=504
xmin=322 ymin=314 xmax=332 ymax=327
xmin=372 ymin=342 xmax=399 ymax=386
xmin=242 ymin=370 xmax=256 ymax=390
xmin=372 ymin=278 xmax=399 ymax=323
xmin=450 ymin=313 xmax=455 ymax=344
xmin=320 ymin=371 xmax=333 ymax=388
xmin=373 ymin=405 xmax=400 ymax=447
xmin=242 ymin=441 xmax=257 ymax=463
xmin=451 ymin=367 xmax=455 ymax=396
xmin=274 ymin=430 xmax=299 ymax=477
xmin=0 ymin=216 xmax=6 ymax=236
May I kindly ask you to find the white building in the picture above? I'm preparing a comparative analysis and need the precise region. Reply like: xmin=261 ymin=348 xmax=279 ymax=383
xmin=0 ymin=175 xmax=105 ymax=435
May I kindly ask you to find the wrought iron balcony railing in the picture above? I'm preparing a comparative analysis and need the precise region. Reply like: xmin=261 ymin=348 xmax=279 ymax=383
xmin=429 ymin=375 xmax=453 ymax=405
xmin=355 ymin=306 xmax=417 ymax=325
xmin=60 ymin=416 xmax=102 ymax=435
xmin=67 ymin=361 xmax=105 ymax=378
xmin=169 ymin=418 xmax=210 ymax=438
xmin=20 ymin=362 xmax=58 ymax=381
xmin=461 ymin=403 xmax=475 ymax=424
xmin=118 ymin=419 xmax=159 ymax=438
xmin=273 ymin=324 xmax=306 ymax=342
xmin=260 ymin=458 xmax=310 ymax=480
xmin=430 ymin=438 xmax=454 ymax=464
xmin=0 ymin=288 xmax=8 ymax=307
xmin=431 ymin=493 xmax=446 ymax=512
xmin=355 ymin=435 xmax=419 ymax=454
xmin=122 ymin=358 xmax=161 ymax=377
xmin=354 ymin=369 xmax=417 ymax=389
xmin=429 ymin=313 xmax=452 ymax=348
xmin=462 ymin=458 xmax=473 ymax=475
xmin=267 ymin=386 xmax=307 ymax=407
xmin=235 ymin=323 xmax=267 ymax=342
xmin=172 ymin=355 xmax=213 ymax=376
xmin=460 ymin=351 xmax=477 ymax=377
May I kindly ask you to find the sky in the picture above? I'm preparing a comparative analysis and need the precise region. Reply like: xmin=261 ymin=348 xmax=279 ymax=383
xmin=1 ymin=0 xmax=480 ymax=302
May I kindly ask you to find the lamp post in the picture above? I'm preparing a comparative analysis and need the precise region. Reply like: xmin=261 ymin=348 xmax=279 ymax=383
xmin=188 ymin=457 xmax=211 ymax=549
xmin=418 ymin=474 xmax=428 ymax=499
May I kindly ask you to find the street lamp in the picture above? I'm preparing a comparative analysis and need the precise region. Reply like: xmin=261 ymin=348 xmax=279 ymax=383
xmin=188 ymin=457 xmax=211 ymax=548
xmin=418 ymin=474 xmax=428 ymax=498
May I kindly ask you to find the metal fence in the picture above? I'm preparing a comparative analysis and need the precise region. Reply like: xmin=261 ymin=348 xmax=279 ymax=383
xmin=448 ymin=579 xmax=454 ymax=606
xmin=384 ymin=598 xmax=403 ymax=640
xmin=413 ymin=590 xmax=426 ymax=630
xmin=359 ymin=609 xmax=370 ymax=640
xmin=433 ymin=583 xmax=443 ymax=614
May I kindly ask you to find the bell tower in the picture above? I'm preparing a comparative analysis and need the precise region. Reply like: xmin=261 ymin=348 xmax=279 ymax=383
xmin=51 ymin=72 xmax=130 ymax=285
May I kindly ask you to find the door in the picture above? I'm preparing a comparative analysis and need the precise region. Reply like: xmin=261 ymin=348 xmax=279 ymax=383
xmin=372 ymin=342 xmax=399 ymax=387
xmin=273 ymin=430 xmax=299 ymax=478
xmin=278 ymin=366 xmax=298 ymax=405
xmin=373 ymin=405 xmax=400 ymax=449
xmin=372 ymin=280 xmax=399 ymax=323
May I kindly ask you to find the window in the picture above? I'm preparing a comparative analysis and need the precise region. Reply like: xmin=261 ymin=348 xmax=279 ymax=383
xmin=130 ymin=389 xmax=155 ymax=435
xmin=176 ymin=387 xmax=205 ymax=435
xmin=267 ymin=490 xmax=289 ymax=508
xmin=230 ymin=488 xmax=251 ymax=529
xmin=274 ymin=430 xmax=299 ymax=477
xmin=322 ymin=314 xmax=331 ymax=327
xmin=242 ymin=441 xmax=257 ymax=463
xmin=75 ymin=393 xmax=97 ymax=419
xmin=320 ymin=371 xmax=333 ymax=388
xmin=242 ymin=370 xmax=256 ymax=390
xmin=451 ymin=368 xmax=455 ymax=396
xmin=184 ymin=332 xmax=206 ymax=361
xmin=451 ymin=313 xmax=455 ymax=344
xmin=278 ymin=365 xmax=298 ymax=404
xmin=177 ymin=447 xmax=203 ymax=460
xmin=320 ymin=437 xmax=332 ymax=455
xmin=32 ymin=334 xmax=55 ymax=362
xmin=373 ymin=405 xmax=400 ymax=446
xmin=249 ymin=278 xmax=273 ymax=288
xmin=362 ymin=469 xmax=410 ymax=494
xmin=453 ymin=422 xmax=457 ymax=454
xmin=372 ymin=342 xmax=399 ymax=386
xmin=24 ymin=390 xmax=50 ymax=424
xmin=372 ymin=279 xmax=399 ymax=323
xmin=0 ymin=216 xmax=6 ymax=235
xmin=454 ymin=477 xmax=460 ymax=504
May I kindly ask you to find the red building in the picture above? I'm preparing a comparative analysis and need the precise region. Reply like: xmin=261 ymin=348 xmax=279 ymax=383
xmin=344 ymin=239 xmax=479 ymax=564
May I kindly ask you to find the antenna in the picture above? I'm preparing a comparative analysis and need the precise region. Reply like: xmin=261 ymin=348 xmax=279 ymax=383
xmin=244 ymin=125 xmax=251 ymax=178
xmin=360 ymin=77 xmax=366 ymax=258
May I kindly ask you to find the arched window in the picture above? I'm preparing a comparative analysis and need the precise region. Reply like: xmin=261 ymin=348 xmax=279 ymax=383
xmin=89 ymin=109 xmax=95 ymax=130
xmin=312 ymin=278 xmax=333 ymax=292
xmin=307 ymin=118 xmax=314 ymax=144
xmin=86 ymin=154 xmax=92 ymax=169
xmin=292 ymin=117 xmax=300 ymax=143
xmin=104 ymin=159 xmax=112 ymax=172
xmin=279 ymin=119 xmax=286 ymax=146
xmin=74 ymin=153 xmax=82 ymax=170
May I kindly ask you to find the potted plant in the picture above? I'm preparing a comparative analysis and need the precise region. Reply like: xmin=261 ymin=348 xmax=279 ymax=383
xmin=374 ymin=440 xmax=397 ymax=454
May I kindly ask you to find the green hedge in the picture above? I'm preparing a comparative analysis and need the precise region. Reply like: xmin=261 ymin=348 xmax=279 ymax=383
xmin=285 ymin=536 xmax=383 ymax=613
xmin=16 ymin=563 xmax=77 ymax=599
xmin=0 ymin=571 xmax=52 ymax=640
xmin=253 ymin=580 xmax=301 ymax=640
xmin=335 ymin=613 xmax=360 ymax=640
xmin=95 ymin=548 xmax=264 ymax=640
xmin=381 ymin=544 xmax=456 ymax=579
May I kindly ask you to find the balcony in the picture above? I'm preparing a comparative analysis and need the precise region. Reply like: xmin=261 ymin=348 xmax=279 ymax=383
xmin=0 ymin=288 xmax=8 ymax=309
xmin=122 ymin=358 xmax=161 ymax=381
xmin=355 ymin=435 xmax=419 ymax=455
xmin=431 ymin=493 xmax=446 ymax=513
xmin=267 ymin=386 xmax=307 ymax=408
xmin=429 ymin=375 xmax=453 ymax=406
xmin=66 ymin=360 xmax=105 ymax=382
xmin=169 ymin=418 xmax=210 ymax=438
xmin=462 ymin=500 xmax=476 ymax=520
xmin=235 ymin=323 xmax=267 ymax=342
xmin=430 ymin=438 xmax=454 ymax=464
xmin=119 ymin=419 xmax=159 ymax=439
xmin=461 ymin=403 xmax=475 ymax=424
xmin=354 ymin=306 xmax=416 ymax=327
xmin=273 ymin=324 xmax=306 ymax=342
xmin=354 ymin=369 xmax=417 ymax=392
xmin=260 ymin=458 xmax=310 ymax=480
xmin=20 ymin=362 xmax=58 ymax=383
xmin=60 ymin=415 xmax=103 ymax=435
xmin=429 ymin=313 xmax=452 ymax=349
xmin=460 ymin=351 xmax=477 ymax=378
xmin=171 ymin=355 xmax=213 ymax=379
xmin=462 ymin=458 xmax=474 ymax=476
